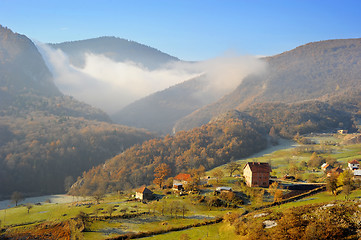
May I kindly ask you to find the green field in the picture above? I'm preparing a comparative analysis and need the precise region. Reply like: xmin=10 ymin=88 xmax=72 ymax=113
xmin=1 ymin=133 xmax=361 ymax=239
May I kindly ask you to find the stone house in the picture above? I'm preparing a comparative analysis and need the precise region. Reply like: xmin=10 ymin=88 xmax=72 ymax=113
xmin=135 ymin=186 xmax=153 ymax=200
xmin=243 ymin=162 xmax=272 ymax=187
xmin=172 ymin=173 xmax=192 ymax=190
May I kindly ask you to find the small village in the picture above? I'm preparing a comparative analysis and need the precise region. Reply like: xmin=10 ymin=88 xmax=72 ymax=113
xmin=1 ymin=133 xmax=361 ymax=239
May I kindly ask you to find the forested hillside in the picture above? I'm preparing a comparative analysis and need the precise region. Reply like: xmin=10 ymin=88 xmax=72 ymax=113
xmin=245 ymin=100 xmax=356 ymax=138
xmin=70 ymin=113 xmax=268 ymax=195
xmin=0 ymin=25 xmax=154 ymax=198
xmin=174 ymin=38 xmax=361 ymax=132
xmin=0 ymin=115 xmax=153 ymax=197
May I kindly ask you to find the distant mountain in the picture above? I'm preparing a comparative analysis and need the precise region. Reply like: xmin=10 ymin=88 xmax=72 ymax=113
xmin=50 ymin=36 xmax=179 ymax=70
xmin=174 ymin=38 xmax=361 ymax=132
xmin=0 ymin=25 xmax=110 ymax=121
xmin=0 ymin=25 xmax=153 ymax=198
xmin=111 ymin=74 xmax=229 ymax=134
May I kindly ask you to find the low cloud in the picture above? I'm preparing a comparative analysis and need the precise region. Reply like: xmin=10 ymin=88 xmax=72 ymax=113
xmin=36 ymin=42 xmax=267 ymax=114
xmin=173 ymin=53 xmax=267 ymax=98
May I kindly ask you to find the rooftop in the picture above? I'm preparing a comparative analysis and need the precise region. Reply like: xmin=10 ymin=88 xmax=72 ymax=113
xmin=136 ymin=186 xmax=153 ymax=194
xmin=174 ymin=173 xmax=192 ymax=182
xmin=244 ymin=162 xmax=271 ymax=173
xmin=349 ymin=159 xmax=359 ymax=164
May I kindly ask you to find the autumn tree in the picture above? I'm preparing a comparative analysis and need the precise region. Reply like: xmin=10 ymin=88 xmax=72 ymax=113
xmin=338 ymin=170 xmax=354 ymax=199
xmin=338 ymin=169 xmax=354 ymax=187
xmin=212 ymin=169 xmax=224 ymax=183
xmin=153 ymin=163 xmax=171 ymax=189
xmin=326 ymin=172 xmax=338 ymax=195
xmin=308 ymin=152 xmax=324 ymax=168
xmin=269 ymin=182 xmax=283 ymax=203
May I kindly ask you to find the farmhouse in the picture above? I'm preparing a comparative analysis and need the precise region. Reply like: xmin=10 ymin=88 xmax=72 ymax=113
xmin=172 ymin=173 xmax=192 ymax=191
xmin=173 ymin=173 xmax=191 ymax=185
xmin=243 ymin=162 xmax=272 ymax=187
xmin=321 ymin=163 xmax=333 ymax=172
xmin=348 ymin=159 xmax=360 ymax=171
xmin=135 ymin=186 xmax=153 ymax=201
xmin=327 ymin=166 xmax=344 ymax=177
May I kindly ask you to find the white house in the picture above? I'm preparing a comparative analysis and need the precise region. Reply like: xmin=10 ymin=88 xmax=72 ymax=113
xmin=348 ymin=159 xmax=360 ymax=171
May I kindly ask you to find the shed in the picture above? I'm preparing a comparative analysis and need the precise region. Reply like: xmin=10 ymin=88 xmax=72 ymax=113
xmin=135 ymin=186 xmax=153 ymax=200
xmin=216 ymin=187 xmax=232 ymax=193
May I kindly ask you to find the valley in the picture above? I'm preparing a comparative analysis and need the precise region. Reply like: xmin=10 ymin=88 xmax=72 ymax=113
xmin=0 ymin=20 xmax=360 ymax=239
xmin=1 ymin=133 xmax=361 ymax=239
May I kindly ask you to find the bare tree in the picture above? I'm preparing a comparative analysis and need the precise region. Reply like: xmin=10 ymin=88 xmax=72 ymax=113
xmin=106 ymin=205 xmax=115 ymax=218
xmin=25 ymin=203 xmax=33 ymax=214
xmin=92 ymin=190 xmax=105 ymax=204
xmin=180 ymin=203 xmax=189 ymax=218
xmin=225 ymin=162 xmax=241 ymax=177
xmin=11 ymin=191 xmax=24 ymax=206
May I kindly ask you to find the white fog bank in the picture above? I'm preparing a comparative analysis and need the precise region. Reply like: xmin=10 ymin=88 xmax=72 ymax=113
xmin=36 ymin=42 xmax=267 ymax=114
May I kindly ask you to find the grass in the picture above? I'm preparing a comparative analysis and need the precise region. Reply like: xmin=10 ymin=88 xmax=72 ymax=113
xmin=141 ymin=221 xmax=236 ymax=240
xmin=270 ymin=188 xmax=361 ymax=210
xmin=2 ymin=134 xmax=361 ymax=239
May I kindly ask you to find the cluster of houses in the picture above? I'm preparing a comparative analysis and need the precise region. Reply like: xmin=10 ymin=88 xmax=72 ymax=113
xmin=321 ymin=159 xmax=361 ymax=178
xmin=135 ymin=159 xmax=361 ymax=201
xmin=134 ymin=162 xmax=273 ymax=201
xmin=321 ymin=163 xmax=344 ymax=177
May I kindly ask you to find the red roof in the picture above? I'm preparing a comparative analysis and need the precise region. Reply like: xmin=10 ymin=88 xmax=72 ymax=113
xmin=349 ymin=159 xmax=359 ymax=164
xmin=136 ymin=186 xmax=153 ymax=194
xmin=174 ymin=173 xmax=192 ymax=181
xmin=244 ymin=162 xmax=271 ymax=173
xmin=334 ymin=167 xmax=344 ymax=173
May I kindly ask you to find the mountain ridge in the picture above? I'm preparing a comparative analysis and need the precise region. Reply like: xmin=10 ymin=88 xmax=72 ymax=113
xmin=49 ymin=36 xmax=180 ymax=70
xmin=174 ymin=38 xmax=361 ymax=132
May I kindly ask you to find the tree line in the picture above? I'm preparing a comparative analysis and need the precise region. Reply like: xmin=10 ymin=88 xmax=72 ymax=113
xmin=0 ymin=114 xmax=153 ymax=198
xmin=70 ymin=113 xmax=268 ymax=195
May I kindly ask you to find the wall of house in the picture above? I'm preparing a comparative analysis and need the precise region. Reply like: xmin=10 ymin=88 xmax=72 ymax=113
xmin=135 ymin=192 xmax=143 ymax=200
xmin=243 ymin=165 xmax=253 ymax=187
xmin=243 ymin=164 xmax=270 ymax=187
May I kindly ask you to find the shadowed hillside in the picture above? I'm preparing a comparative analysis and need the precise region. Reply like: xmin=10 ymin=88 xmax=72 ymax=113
xmin=0 ymin=26 xmax=154 ymax=198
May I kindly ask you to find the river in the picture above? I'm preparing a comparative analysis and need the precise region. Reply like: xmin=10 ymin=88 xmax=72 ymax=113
xmin=0 ymin=194 xmax=85 ymax=210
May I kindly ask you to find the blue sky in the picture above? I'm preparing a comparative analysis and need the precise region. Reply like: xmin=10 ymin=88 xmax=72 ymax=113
xmin=0 ymin=0 xmax=360 ymax=61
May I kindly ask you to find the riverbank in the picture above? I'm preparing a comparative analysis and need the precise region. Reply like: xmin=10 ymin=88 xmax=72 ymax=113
xmin=0 ymin=194 xmax=84 ymax=210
